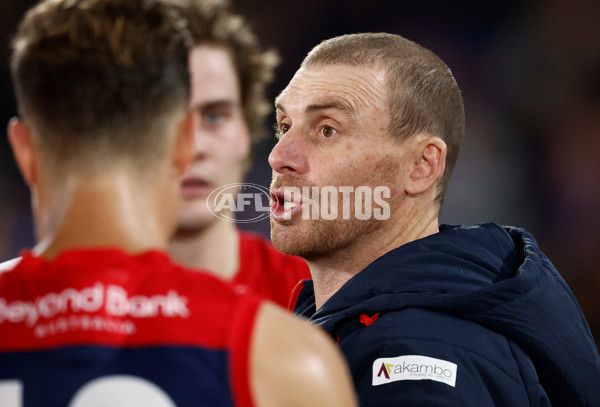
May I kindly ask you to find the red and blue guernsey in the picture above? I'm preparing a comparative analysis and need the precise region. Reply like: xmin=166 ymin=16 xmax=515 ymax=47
xmin=0 ymin=248 xmax=261 ymax=407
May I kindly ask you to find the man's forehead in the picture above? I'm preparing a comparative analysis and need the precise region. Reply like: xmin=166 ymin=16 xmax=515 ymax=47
xmin=275 ymin=64 xmax=387 ymax=115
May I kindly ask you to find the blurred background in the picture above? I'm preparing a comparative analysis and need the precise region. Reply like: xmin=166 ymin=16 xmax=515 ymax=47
xmin=1 ymin=0 xmax=599 ymax=345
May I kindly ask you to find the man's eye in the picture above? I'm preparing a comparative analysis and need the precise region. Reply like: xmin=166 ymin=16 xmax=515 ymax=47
xmin=321 ymin=126 xmax=336 ymax=138
xmin=205 ymin=113 xmax=223 ymax=124
xmin=275 ymin=123 xmax=290 ymax=138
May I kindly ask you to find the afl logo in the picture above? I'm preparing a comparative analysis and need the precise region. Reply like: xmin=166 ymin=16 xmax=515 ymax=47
xmin=206 ymin=183 xmax=276 ymax=223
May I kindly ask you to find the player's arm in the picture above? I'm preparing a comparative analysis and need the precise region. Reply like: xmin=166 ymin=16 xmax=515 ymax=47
xmin=251 ymin=302 xmax=357 ymax=407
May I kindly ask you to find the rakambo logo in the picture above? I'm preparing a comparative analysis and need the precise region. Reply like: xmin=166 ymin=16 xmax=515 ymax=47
xmin=372 ymin=355 xmax=457 ymax=387
xmin=206 ymin=183 xmax=273 ymax=223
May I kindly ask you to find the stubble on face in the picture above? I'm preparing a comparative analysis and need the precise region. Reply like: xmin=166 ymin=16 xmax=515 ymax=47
xmin=270 ymin=152 xmax=401 ymax=261
xmin=269 ymin=64 xmax=407 ymax=261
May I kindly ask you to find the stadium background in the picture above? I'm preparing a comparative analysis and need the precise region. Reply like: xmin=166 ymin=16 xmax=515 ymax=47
xmin=1 ymin=0 xmax=599 ymax=347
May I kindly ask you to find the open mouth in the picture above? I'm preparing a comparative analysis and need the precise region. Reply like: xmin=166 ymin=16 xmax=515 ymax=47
xmin=270 ymin=188 xmax=301 ymax=221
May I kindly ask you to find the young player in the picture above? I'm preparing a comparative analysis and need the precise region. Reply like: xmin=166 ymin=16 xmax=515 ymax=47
xmin=168 ymin=0 xmax=310 ymax=307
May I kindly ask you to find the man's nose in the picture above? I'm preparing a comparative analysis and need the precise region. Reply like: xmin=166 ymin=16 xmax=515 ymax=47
xmin=192 ymin=114 xmax=211 ymax=160
xmin=268 ymin=127 xmax=309 ymax=175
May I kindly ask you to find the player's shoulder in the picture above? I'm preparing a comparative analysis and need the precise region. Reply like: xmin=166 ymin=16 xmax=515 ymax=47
xmin=0 ymin=257 xmax=23 ymax=276
xmin=252 ymin=303 xmax=357 ymax=407
xmin=256 ymin=303 xmax=347 ymax=370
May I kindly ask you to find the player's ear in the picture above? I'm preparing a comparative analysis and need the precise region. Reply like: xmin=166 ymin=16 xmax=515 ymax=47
xmin=7 ymin=117 xmax=38 ymax=187
xmin=173 ymin=111 xmax=195 ymax=177
xmin=405 ymin=134 xmax=446 ymax=196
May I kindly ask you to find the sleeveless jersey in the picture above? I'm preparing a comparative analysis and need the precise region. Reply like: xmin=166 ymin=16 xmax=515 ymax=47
xmin=0 ymin=248 xmax=261 ymax=407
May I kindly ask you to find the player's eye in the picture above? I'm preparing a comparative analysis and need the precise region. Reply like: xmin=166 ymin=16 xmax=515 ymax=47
xmin=321 ymin=126 xmax=336 ymax=138
xmin=205 ymin=113 xmax=223 ymax=124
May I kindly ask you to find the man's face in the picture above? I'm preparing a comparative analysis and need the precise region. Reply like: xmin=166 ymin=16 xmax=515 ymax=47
xmin=177 ymin=45 xmax=250 ymax=231
xmin=269 ymin=64 xmax=409 ymax=259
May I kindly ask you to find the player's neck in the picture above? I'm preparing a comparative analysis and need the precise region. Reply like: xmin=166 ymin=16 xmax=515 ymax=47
xmin=308 ymin=203 xmax=440 ymax=310
xmin=168 ymin=220 xmax=240 ymax=280
xmin=34 ymin=173 xmax=172 ymax=260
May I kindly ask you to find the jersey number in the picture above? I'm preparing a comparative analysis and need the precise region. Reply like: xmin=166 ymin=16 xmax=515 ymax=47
xmin=0 ymin=376 xmax=176 ymax=406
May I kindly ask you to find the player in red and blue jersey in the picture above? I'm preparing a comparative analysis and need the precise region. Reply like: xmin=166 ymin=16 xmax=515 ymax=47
xmin=0 ymin=1 xmax=356 ymax=406
xmin=166 ymin=0 xmax=310 ymax=304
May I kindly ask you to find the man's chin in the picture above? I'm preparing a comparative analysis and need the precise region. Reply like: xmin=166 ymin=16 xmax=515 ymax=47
xmin=270 ymin=225 xmax=301 ymax=256
xmin=271 ymin=240 xmax=306 ymax=258
xmin=173 ymin=215 xmax=216 ymax=236
xmin=270 ymin=224 xmax=320 ymax=259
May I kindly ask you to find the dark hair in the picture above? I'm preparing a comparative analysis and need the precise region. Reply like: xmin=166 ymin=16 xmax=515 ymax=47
xmin=303 ymin=33 xmax=465 ymax=204
xmin=176 ymin=0 xmax=279 ymax=142
xmin=11 ymin=0 xmax=192 ymax=169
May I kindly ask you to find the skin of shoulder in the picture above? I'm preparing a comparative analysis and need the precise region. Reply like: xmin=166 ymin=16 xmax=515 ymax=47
xmin=251 ymin=302 xmax=357 ymax=407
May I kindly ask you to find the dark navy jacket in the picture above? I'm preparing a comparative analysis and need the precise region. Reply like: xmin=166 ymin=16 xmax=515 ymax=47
xmin=292 ymin=223 xmax=600 ymax=406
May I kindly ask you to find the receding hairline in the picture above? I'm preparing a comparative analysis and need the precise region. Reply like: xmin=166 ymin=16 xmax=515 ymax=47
xmin=274 ymin=63 xmax=388 ymax=120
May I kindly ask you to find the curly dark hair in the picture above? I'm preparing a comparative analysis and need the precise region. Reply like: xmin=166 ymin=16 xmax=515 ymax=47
xmin=175 ymin=0 xmax=279 ymax=143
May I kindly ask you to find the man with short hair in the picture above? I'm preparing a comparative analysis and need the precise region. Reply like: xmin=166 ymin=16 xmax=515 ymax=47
xmin=270 ymin=32 xmax=600 ymax=406
xmin=0 ymin=1 xmax=357 ymax=406
xmin=168 ymin=0 xmax=309 ymax=307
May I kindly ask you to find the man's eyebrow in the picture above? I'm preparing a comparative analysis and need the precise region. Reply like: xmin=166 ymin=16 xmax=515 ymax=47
xmin=191 ymin=100 xmax=234 ymax=113
xmin=305 ymin=100 xmax=354 ymax=115
xmin=275 ymin=100 xmax=355 ymax=117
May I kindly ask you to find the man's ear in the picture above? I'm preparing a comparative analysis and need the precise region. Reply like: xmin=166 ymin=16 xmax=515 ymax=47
xmin=405 ymin=134 xmax=447 ymax=196
xmin=7 ymin=117 xmax=38 ymax=187
xmin=173 ymin=111 xmax=195 ymax=177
